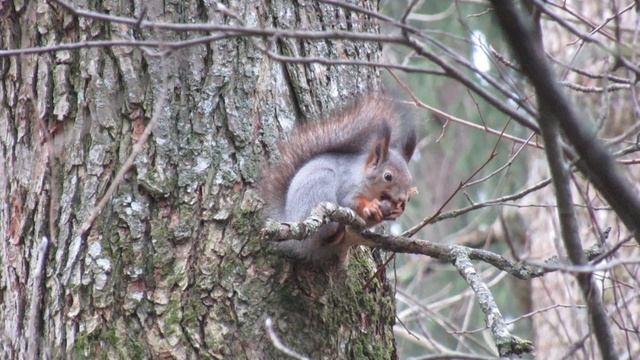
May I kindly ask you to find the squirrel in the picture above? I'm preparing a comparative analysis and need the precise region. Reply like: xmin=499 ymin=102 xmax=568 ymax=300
xmin=260 ymin=95 xmax=417 ymax=267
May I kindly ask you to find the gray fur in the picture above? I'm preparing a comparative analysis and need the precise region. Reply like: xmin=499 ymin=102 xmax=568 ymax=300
xmin=273 ymin=153 xmax=368 ymax=266
xmin=260 ymin=96 xmax=417 ymax=268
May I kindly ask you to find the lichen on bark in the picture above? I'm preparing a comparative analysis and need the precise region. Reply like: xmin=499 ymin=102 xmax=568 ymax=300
xmin=0 ymin=1 xmax=396 ymax=359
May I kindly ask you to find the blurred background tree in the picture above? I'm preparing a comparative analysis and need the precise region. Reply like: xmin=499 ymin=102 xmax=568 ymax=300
xmin=380 ymin=1 xmax=639 ymax=359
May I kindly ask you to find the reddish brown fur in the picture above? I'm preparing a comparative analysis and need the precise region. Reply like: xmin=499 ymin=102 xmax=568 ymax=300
xmin=260 ymin=95 xmax=404 ymax=218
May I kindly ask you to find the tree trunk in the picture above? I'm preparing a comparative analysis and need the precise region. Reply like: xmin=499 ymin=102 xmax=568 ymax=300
xmin=0 ymin=0 xmax=396 ymax=359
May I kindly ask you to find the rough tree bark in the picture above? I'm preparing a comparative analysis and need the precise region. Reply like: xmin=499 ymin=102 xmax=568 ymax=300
xmin=0 ymin=0 xmax=396 ymax=359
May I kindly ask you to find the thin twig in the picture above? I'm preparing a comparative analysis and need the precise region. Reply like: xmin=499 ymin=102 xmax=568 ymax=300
xmin=534 ymin=0 xmax=640 ymax=74
xmin=493 ymin=0 xmax=640 ymax=244
xmin=490 ymin=2 xmax=621 ymax=357
xmin=388 ymin=70 xmax=543 ymax=150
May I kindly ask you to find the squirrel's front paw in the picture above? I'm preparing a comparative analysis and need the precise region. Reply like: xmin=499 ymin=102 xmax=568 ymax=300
xmin=360 ymin=198 xmax=384 ymax=224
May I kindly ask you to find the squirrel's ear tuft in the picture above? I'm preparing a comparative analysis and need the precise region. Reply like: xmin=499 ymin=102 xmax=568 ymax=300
xmin=366 ymin=122 xmax=391 ymax=168
xmin=402 ymin=130 xmax=417 ymax=162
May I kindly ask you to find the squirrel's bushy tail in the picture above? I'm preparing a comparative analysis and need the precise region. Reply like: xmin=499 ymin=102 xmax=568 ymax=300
xmin=260 ymin=95 xmax=409 ymax=219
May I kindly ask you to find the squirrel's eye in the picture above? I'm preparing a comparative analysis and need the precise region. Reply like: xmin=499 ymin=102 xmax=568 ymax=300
xmin=384 ymin=172 xmax=393 ymax=182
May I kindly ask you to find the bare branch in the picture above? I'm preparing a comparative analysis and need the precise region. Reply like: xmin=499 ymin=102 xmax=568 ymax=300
xmin=261 ymin=202 xmax=367 ymax=241
xmin=490 ymin=0 xmax=640 ymax=244
xmin=560 ymin=81 xmax=631 ymax=93
xmin=490 ymin=1 xmax=621 ymax=357
xmin=263 ymin=205 xmax=539 ymax=356
xmin=421 ymin=177 xmax=552 ymax=226
xmin=534 ymin=0 xmax=640 ymax=74
xmin=526 ymin=257 xmax=640 ymax=274
xmin=0 ymin=34 xmax=235 ymax=58
xmin=403 ymin=35 xmax=540 ymax=132
xmin=388 ymin=70 xmax=544 ymax=150
xmin=45 ymin=0 xmax=407 ymax=43
xmin=450 ymin=247 xmax=533 ymax=356
xmin=261 ymin=202 xmax=619 ymax=280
